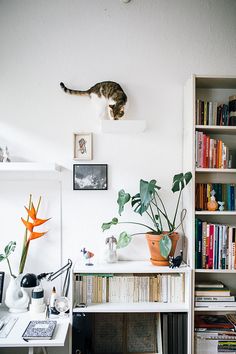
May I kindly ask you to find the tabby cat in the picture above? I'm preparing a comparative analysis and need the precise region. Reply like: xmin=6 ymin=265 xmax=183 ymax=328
xmin=60 ymin=81 xmax=127 ymax=120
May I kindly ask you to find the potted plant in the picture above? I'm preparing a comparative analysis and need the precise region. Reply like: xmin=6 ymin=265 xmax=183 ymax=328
xmin=102 ymin=172 xmax=192 ymax=266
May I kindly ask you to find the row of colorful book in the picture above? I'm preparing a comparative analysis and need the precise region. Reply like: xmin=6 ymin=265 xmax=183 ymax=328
xmin=74 ymin=274 xmax=185 ymax=305
xmin=195 ymin=219 xmax=236 ymax=269
xmin=195 ymin=281 xmax=236 ymax=308
xmin=195 ymin=313 xmax=236 ymax=353
xmin=195 ymin=100 xmax=234 ymax=126
xmin=195 ymin=131 xmax=233 ymax=169
xmin=195 ymin=183 xmax=235 ymax=211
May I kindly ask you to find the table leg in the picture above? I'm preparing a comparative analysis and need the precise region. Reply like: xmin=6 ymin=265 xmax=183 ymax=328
xmin=42 ymin=348 xmax=48 ymax=354
xmin=28 ymin=348 xmax=34 ymax=354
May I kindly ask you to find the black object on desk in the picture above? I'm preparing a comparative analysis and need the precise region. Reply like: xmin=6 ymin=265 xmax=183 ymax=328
xmin=0 ymin=272 xmax=4 ymax=305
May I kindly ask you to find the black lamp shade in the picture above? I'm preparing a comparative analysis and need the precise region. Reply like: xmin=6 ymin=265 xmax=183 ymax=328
xmin=20 ymin=273 xmax=38 ymax=288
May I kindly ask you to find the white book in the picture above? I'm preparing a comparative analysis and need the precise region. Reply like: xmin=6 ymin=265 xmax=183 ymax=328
xmin=161 ymin=275 xmax=168 ymax=303
xmin=102 ymin=277 xmax=107 ymax=303
xmin=228 ymin=226 xmax=233 ymax=270
xmin=86 ymin=276 xmax=93 ymax=304
xmin=213 ymin=102 xmax=218 ymax=125
xmin=195 ymin=301 xmax=236 ymax=307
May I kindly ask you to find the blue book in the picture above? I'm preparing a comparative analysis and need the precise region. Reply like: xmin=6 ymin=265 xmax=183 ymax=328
xmin=230 ymin=185 xmax=235 ymax=211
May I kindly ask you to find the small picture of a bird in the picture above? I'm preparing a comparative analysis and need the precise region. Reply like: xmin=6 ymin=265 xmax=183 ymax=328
xmin=169 ymin=250 xmax=183 ymax=268
xmin=81 ymin=247 xmax=94 ymax=266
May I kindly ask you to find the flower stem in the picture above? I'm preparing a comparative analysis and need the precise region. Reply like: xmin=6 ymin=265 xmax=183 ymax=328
xmin=6 ymin=258 xmax=16 ymax=278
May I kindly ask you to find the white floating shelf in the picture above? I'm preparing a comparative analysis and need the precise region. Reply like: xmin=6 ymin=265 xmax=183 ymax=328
xmin=101 ymin=120 xmax=146 ymax=133
xmin=73 ymin=302 xmax=188 ymax=313
xmin=196 ymin=168 xmax=236 ymax=173
xmin=195 ymin=125 xmax=236 ymax=135
xmin=73 ymin=260 xmax=190 ymax=274
xmin=195 ymin=211 xmax=236 ymax=215
xmin=0 ymin=162 xmax=61 ymax=172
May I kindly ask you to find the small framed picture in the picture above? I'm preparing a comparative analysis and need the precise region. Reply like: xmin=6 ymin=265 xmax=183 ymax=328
xmin=73 ymin=164 xmax=108 ymax=190
xmin=73 ymin=133 xmax=92 ymax=160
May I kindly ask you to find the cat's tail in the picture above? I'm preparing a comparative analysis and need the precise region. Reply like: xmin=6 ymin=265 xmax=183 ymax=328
xmin=60 ymin=82 xmax=90 ymax=96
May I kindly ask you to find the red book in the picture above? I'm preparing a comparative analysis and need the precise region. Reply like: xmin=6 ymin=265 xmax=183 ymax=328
xmin=203 ymin=134 xmax=207 ymax=168
xmin=208 ymin=224 xmax=214 ymax=269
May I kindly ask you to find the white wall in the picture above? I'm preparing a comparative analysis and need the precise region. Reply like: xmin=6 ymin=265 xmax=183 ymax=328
xmin=1 ymin=0 xmax=236 ymax=304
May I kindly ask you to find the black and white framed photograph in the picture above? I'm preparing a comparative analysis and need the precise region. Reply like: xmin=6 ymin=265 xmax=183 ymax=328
xmin=73 ymin=133 xmax=93 ymax=160
xmin=73 ymin=164 xmax=108 ymax=190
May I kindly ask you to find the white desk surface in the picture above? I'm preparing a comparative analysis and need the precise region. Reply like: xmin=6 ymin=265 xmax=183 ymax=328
xmin=0 ymin=310 xmax=69 ymax=348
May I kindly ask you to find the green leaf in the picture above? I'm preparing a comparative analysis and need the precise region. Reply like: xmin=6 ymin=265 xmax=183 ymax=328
xmin=117 ymin=231 xmax=132 ymax=249
xmin=4 ymin=241 xmax=16 ymax=257
xmin=117 ymin=189 xmax=130 ymax=216
xmin=159 ymin=234 xmax=172 ymax=258
xmin=140 ymin=179 xmax=157 ymax=208
xmin=171 ymin=172 xmax=192 ymax=193
xmin=101 ymin=217 xmax=118 ymax=232
xmin=131 ymin=180 xmax=160 ymax=216
xmin=0 ymin=254 xmax=6 ymax=262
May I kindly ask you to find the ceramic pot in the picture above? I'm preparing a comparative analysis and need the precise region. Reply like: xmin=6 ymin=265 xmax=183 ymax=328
xmin=5 ymin=275 xmax=29 ymax=313
xmin=146 ymin=232 xmax=179 ymax=266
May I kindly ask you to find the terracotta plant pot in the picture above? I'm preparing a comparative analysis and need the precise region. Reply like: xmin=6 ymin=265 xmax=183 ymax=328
xmin=146 ymin=232 xmax=180 ymax=266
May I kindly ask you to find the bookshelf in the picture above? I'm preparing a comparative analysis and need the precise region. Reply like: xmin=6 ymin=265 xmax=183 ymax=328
xmin=72 ymin=261 xmax=191 ymax=353
xmin=183 ymin=75 xmax=236 ymax=354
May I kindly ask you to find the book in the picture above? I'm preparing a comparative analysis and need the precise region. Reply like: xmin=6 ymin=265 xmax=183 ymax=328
xmin=22 ymin=320 xmax=56 ymax=340
xmin=196 ymin=281 xmax=225 ymax=288
xmin=195 ymin=288 xmax=231 ymax=297
xmin=195 ymin=315 xmax=235 ymax=332
xmin=195 ymin=302 xmax=236 ymax=308
xmin=195 ymin=296 xmax=235 ymax=302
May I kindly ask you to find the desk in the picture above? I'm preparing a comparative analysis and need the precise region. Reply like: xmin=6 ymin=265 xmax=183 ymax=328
xmin=0 ymin=310 xmax=70 ymax=354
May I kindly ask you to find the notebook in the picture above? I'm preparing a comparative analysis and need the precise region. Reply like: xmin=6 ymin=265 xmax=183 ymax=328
xmin=22 ymin=320 xmax=56 ymax=340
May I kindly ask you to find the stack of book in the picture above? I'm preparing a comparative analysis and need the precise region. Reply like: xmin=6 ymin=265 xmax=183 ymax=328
xmin=195 ymin=314 xmax=236 ymax=353
xmin=74 ymin=273 xmax=185 ymax=305
xmin=195 ymin=100 xmax=231 ymax=126
xmin=195 ymin=131 xmax=233 ymax=169
xmin=195 ymin=281 xmax=236 ymax=308
xmin=195 ymin=220 xmax=236 ymax=270
xmin=195 ymin=219 xmax=236 ymax=269
xmin=195 ymin=183 xmax=235 ymax=211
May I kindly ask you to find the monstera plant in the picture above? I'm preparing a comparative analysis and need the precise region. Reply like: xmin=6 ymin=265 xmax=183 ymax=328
xmin=102 ymin=172 xmax=192 ymax=266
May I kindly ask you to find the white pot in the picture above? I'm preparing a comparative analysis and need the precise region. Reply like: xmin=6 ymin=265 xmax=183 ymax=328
xmin=5 ymin=275 xmax=29 ymax=313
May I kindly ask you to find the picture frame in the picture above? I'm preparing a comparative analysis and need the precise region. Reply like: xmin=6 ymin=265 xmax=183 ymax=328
xmin=73 ymin=164 xmax=108 ymax=190
xmin=73 ymin=133 xmax=93 ymax=160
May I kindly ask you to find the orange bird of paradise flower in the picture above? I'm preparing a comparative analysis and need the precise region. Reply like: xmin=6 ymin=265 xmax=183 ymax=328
xmin=19 ymin=195 xmax=50 ymax=274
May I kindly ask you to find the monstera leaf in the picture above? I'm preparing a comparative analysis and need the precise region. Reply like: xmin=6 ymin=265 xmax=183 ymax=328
xmin=159 ymin=235 xmax=172 ymax=259
xmin=172 ymin=172 xmax=192 ymax=193
xmin=117 ymin=231 xmax=132 ymax=249
xmin=102 ymin=217 xmax=118 ymax=231
xmin=131 ymin=179 xmax=160 ymax=215
xmin=117 ymin=189 xmax=130 ymax=216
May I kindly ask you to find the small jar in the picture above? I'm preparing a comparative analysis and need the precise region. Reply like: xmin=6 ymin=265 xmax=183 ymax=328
xmin=104 ymin=236 xmax=118 ymax=263
xmin=229 ymin=95 xmax=236 ymax=126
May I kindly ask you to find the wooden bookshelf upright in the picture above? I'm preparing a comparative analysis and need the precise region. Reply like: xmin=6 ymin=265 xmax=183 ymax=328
xmin=183 ymin=75 xmax=236 ymax=354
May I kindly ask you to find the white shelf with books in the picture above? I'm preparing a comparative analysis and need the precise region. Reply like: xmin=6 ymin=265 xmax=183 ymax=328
xmin=72 ymin=261 xmax=191 ymax=353
xmin=73 ymin=302 xmax=189 ymax=313
xmin=183 ymin=75 xmax=236 ymax=354
xmin=72 ymin=261 xmax=191 ymax=313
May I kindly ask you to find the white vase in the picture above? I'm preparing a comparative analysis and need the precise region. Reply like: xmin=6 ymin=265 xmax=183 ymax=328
xmin=5 ymin=275 xmax=29 ymax=313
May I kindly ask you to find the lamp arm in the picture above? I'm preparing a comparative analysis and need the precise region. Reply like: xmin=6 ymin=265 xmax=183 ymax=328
xmin=47 ymin=259 xmax=72 ymax=281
